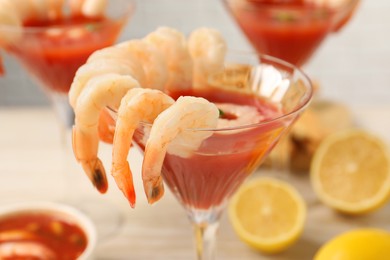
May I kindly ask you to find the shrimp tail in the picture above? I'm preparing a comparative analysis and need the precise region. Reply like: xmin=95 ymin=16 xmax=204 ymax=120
xmin=81 ymin=158 xmax=108 ymax=194
xmin=112 ymin=163 xmax=136 ymax=208
xmin=142 ymin=143 xmax=166 ymax=204
xmin=72 ymin=126 xmax=108 ymax=194
xmin=143 ymin=173 xmax=164 ymax=205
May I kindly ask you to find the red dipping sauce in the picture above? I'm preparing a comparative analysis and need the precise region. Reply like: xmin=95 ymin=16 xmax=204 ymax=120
xmin=7 ymin=16 xmax=125 ymax=93
xmin=0 ymin=211 xmax=88 ymax=259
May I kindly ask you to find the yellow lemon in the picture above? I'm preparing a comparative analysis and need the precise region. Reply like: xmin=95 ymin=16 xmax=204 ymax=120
xmin=228 ymin=177 xmax=306 ymax=254
xmin=311 ymin=129 xmax=390 ymax=214
xmin=314 ymin=229 xmax=390 ymax=260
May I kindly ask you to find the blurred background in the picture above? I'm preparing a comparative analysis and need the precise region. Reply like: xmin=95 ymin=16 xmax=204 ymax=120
xmin=0 ymin=0 xmax=389 ymax=109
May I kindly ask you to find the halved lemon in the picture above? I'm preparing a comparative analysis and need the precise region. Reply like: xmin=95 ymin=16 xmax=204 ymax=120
xmin=311 ymin=129 xmax=390 ymax=214
xmin=314 ymin=229 xmax=390 ymax=260
xmin=228 ymin=177 xmax=306 ymax=254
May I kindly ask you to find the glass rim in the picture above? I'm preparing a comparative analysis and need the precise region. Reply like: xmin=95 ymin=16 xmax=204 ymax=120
xmin=223 ymin=0 xmax=360 ymax=13
xmin=0 ymin=0 xmax=136 ymax=33
xmin=109 ymin=51 xmax=313 ymax=132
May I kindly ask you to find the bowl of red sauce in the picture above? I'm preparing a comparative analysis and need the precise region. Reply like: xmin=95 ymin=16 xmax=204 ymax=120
xmin=0 ymin=201 xmax=97 ymax=260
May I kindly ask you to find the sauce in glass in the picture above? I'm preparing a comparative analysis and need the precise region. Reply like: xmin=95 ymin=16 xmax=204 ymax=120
xmin=134 ymin=87 xmax=288 ymax=210
xmin=227 ymin=0 xmax=336 ymax=65
xmin=7 ymin=16 xmax=124 ymax=93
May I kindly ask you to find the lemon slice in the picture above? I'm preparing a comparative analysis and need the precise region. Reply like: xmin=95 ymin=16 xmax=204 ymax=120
xmin=228 ymin=177 xmax=306 ymax=254
xmin=311 ymin=129 xmax=390 ymax=214
xmin=314 ymin=229 xmax=390 ymax=260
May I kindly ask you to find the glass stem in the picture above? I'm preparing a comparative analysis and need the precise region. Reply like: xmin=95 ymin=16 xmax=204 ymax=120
xmin=193 ymin=221 xmax=219 ymax=260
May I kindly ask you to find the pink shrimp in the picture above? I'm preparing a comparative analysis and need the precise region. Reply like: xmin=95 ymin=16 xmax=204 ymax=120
xmin=142 ymin=96 xmax=219 ymax=204
xmin=73 ymin=73 xmax=140 ymax=193
xmin=112 ymin=88 xmax=174 ymax=207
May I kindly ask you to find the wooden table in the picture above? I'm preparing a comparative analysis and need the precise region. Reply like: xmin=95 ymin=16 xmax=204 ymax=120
xmin=0 ymin=107 xmax=389 ymax=260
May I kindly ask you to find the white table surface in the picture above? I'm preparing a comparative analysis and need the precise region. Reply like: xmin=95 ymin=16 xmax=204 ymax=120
xmin=0 ymin=106 xmax=390 ymax=260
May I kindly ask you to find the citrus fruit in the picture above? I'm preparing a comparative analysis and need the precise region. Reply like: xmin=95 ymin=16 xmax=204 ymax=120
xmin=228 ymin=177 xmax=306 ymax=254
xmin=314 ymin=229 xmax=390 ymax=260
xmin=311 ymin=129 xmax=390 ymax=214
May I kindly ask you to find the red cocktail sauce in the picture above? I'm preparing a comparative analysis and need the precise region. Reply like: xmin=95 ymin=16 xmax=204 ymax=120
xmin=7 ymin=16 xmax=123 ymax=93
xmin=0 ymin=212 xmax=88 ymax=259
xmin=229 ymin=0 xmax=336 ymax=65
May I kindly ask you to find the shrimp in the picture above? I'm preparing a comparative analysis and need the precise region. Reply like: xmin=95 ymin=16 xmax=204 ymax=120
xmin=142 ymin=96 xmax=219 ymax=204
xmin=69 ymin=0 xmax=107 ymax=17
xmin=69 ymin=58 xmax=145 ymax=108
xmin=188 ymin=27 xmax=227 ymax=88
xmin=112 ymin=88 xmax=174 ymax=207
xmin=73 ymin=73 xmax=140 ymax=193
xmin=8 ymin=0 xmax=64 ymax=20
xmin=144 ymin=27 xmax=193 ymax=91
xmin=116 ymin=40 xmax=168 ymax=91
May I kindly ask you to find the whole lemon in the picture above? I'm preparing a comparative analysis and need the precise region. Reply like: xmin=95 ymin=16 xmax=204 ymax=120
xmin=314 ymin=229 xmax=390 ymax=260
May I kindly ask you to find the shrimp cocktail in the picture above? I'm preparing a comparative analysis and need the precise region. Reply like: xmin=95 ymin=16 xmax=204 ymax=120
xmin=223 ymin=0 xmax=360 ymax=66
xmin=69 ymin=27 xmax=313 ymax=259
xmin=0 ymin=0 xmax=135 ymax=128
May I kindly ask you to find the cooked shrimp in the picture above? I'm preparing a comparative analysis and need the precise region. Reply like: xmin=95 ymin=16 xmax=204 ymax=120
xmin=116 ymin=40 xmax=168 ymax=90
xmin=69 ymin=59 xmax=145 ymax=108
xmin=142 ymin=96 xmax=219 ymax=204
xmin=87 ymin=45 xmax=147 ymax=85
xmin=0 ymin=242 xmax=56 ymax=259
xmin=112 ymin=88 xmax=174 ymax=207
xmin=73 ymin=73 xmax=140 ymax=193
xmin=89 ymin=40 xmax=167 ymax=90
xmin=188 ymin=27 xmax=227 ymax=88
xmin=69 ymin=0 xmax=107 ymax=17
xmin=144 ymin=27 xmax=193 ymax=91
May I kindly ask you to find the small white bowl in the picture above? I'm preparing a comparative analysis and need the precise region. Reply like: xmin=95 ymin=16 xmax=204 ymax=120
xmin=0 ymin=201 xmax=97 ymax=260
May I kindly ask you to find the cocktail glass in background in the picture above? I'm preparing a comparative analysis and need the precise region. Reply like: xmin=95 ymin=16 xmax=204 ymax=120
xmin=0 ymin=0 xmax=135 ymax=132
xmin=110 ymin=52 xmax=313 ymax=259
xmin=0 ymin=0 xmax=136 ymax=239
xmin=222 ymin=0 xmax=359 ymax=173
xmin=223 ymin=0 xmax=360 ymax=66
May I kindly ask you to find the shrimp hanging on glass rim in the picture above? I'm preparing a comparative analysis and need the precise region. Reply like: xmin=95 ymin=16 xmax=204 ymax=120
xmin=73 ymin=73 xmax=140 ymax=193
xmin=112 ymin=88 xmax=174 ymax=207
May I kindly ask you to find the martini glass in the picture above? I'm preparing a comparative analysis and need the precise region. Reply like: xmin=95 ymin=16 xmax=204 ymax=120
xmin=222 ymin=0 xmax=359 ymax=174
xmin=0 ymin=0 xmax=135 ymax=132
xmin=0 ymin=0 xmax=136 ymax=239
xmin=222 ymin=0 xmax=360 ymax=67
xmin=109 ymin=52 xmax=313 ymax=259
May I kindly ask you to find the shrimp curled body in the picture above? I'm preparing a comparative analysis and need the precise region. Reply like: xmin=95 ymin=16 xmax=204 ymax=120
xmin=144 ymin=27 xmax=193 ymax=92
xmin=188 ymin=27 xmax=227 ymax=88
xmin=73 ymin=73 xmax=140 ymax=193
xmin=142 ymin=96 xmax=219 ymax=204
xmin=112 ymin=88 xmax=174 ymax=207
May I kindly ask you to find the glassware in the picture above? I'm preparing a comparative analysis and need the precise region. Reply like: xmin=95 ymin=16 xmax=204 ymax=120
xmin=0 ymin=0 xmax=135 ymax=131
xmin=110 ymin=52 xmax=313 ymax=259
xmin=222 ymin=0 xmax=360 ymax=66
xmin=222 ymin=0 xmax=359 ymax=176
xmin=0 ymin=0 xmax=136 ymax=240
